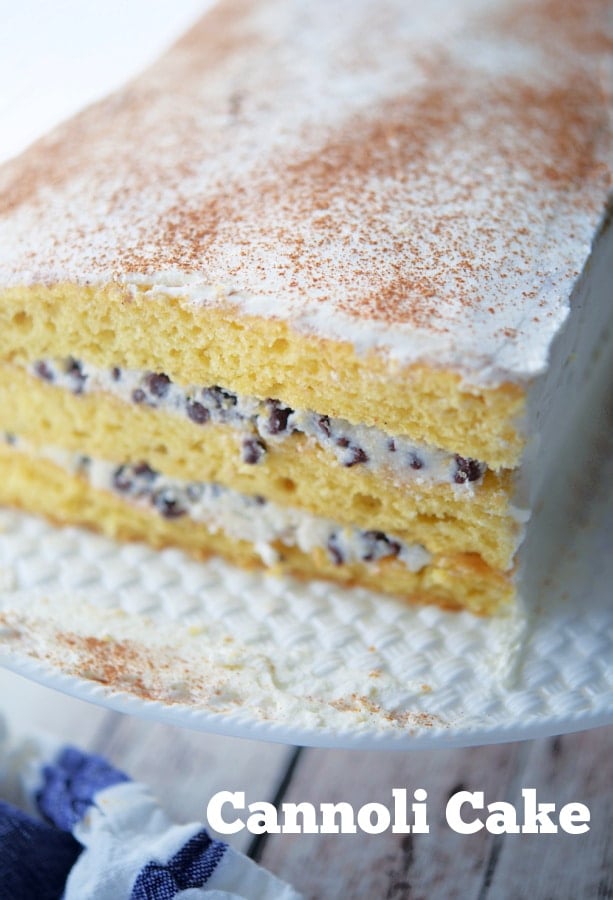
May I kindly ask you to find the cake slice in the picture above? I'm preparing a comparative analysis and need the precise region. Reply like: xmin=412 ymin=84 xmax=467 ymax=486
xmin=0 ymin=0 xmax=611 ymax=614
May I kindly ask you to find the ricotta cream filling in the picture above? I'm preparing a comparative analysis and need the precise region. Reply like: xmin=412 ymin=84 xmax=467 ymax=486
xmin=4 ymin=434 xmax=432 ymax=572
xmin=27 ymin=358 xmax=487 ymax=488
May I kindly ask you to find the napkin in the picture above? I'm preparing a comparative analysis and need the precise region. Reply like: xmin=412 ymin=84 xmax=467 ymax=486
xmin=0 ymin=719 xmax=301 ymax=899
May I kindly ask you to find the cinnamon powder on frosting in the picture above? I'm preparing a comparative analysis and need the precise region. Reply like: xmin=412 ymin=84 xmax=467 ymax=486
xmin=0 ymin=0 xmax=610 ymax=381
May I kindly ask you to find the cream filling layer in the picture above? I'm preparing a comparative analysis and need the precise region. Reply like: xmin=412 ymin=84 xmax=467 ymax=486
xmin=27 ymin=358 xmax=487 ymax=488
xmin=4 ymin=434 xmax=432 ymax=572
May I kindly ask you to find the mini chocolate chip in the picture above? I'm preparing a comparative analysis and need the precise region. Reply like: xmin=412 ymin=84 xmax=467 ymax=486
xmin=132 ymin=388 xmax=147 ymax=404
xmin=65 ymin=357 xmax=87 ymax=394
xmin=362 ymin=530 xmax=401 ymax=561
xmin=132 ymin=462 xmax=157 ymax=482
xmin=388 ymin=439 xmax=397 ymax=452
xmin=344 ymin=445 xmax=369 ymax=467
xmin=112 ymin=367 xmax=122 ymax=381
xmin=327 ymin=534 xmax=344 ymax=565
xmin=153 ymin=487 xmax=187 ymax=519
xmin=336 ymin=436 xmax=350 ymax=448
xmin=112 ymin=465 xmax=133 ymax=493
xmin=203 ymin=385 xmax=238 ymax=411
xmin=34 ymin=361 xmax=54 ymax=382
xmin=145 ymin=372 xmax=171 ymax=397
xmin=112 ymin=461 xmax=157 ymax=494
xmin=318 ymin=415 xmax=331 ymax=438
xmin=242 ymin=437 xmax=267 ymax=464
xmin=253 ymin=494 xmax=267 ymax=505
xmin=187 ymin=400 xmax=210 ymax=425
xmin=454 ymin=455 xmax=484 ymax=484
xmin=408 ymin=452 xmax=423 ymax=470
xmin=266 ymin=399 xmax=294 ymax=434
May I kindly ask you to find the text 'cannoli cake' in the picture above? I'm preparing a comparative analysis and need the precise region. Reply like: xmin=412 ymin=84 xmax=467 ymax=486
xmin=0 ymin=0 xmax=611 ymax=614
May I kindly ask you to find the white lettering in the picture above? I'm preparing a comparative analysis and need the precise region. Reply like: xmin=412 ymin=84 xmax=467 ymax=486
xmin=206 ymin=791 xmax=245 ymax=835
xmin=391 ymin=789 xmax=411 ymax=833
xmin=357 ymin=802 xmax=391 ymax=834
xmin=485 ymin=801 xmax=520 ymax=835
xmin=281 ymin=801 xmax=319 ymax=834
xmin=207 ymin=787 xmax=589 ymax=837
xmin=446 ymin=791 xmax=484 ymax=834
xmin=521 ymin=788 xmax=558 ymax=834
xmin=320 ymin=802 xmax=357 ymax=834
xmin=559 ymin=803 xmax=590 ymax=835
xmin=412 ymin=788 xmax=430 ymax=834
xmin=247 ymin=801 xmax=281 ymax=834
xmin=391 ymin=788 xmax=429 ymax=833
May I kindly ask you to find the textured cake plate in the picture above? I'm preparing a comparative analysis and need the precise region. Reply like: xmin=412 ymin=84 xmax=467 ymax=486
xmin=0 ymin=436 xmax=611 ymax=750
xmin=2 ymin=0 xmax=612 ymax=751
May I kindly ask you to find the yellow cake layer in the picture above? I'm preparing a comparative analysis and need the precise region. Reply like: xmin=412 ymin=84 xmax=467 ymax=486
xmin=0 ymin=284 xmax=525 ymax=469
xmin=0 ymin=365 xmax=522 ymax=569
xmin=0 ymin=444 xmax=514 ymax=615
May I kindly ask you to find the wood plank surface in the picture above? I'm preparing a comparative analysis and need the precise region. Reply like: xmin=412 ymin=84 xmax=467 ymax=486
xmin=1 ymin=667 xmax=612 ymax=897
xmin=259 ymin=731 xmax=613 ymax=899
xmin=484 ymin=729 xmax=613 ymax=900
xmin=258 ymin=742 xmax=524 ymax=899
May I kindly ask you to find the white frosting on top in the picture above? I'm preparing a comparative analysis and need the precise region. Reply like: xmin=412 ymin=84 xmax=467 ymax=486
xmin=0 ymin=0 xmax=610 ymax=386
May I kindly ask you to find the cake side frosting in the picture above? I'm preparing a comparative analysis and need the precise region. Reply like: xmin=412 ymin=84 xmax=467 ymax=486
xmin=0 ymin=0 xmax=610 ymax=386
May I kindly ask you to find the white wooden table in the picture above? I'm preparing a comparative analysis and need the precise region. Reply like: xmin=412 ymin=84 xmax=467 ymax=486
xmin=1 ymin=667 xmax=611 ymax=899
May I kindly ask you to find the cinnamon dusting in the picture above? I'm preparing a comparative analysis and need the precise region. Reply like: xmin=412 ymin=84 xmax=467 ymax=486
xmin=0 ymin=0 xmax=610 ymax=379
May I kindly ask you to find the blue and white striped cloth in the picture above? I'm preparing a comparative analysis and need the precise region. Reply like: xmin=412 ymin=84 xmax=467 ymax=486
xmin=0 ymin=724 xmax=301 ymax=900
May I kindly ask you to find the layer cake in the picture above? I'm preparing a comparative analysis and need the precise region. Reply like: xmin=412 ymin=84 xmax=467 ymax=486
xmin=0 ymin=0 xmax=611 ymax=614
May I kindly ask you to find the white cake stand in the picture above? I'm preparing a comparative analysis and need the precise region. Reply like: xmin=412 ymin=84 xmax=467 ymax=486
xmin=0 ymin=440 xmax=611 ymax=751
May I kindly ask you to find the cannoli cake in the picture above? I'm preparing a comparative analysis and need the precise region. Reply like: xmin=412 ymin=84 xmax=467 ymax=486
xmin=0 ymin=0 xmax=611 ymax=614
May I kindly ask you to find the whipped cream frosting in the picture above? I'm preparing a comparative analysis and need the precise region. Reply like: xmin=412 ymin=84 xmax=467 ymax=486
xmin=0 ymin=0 xmax=610 ymax=385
